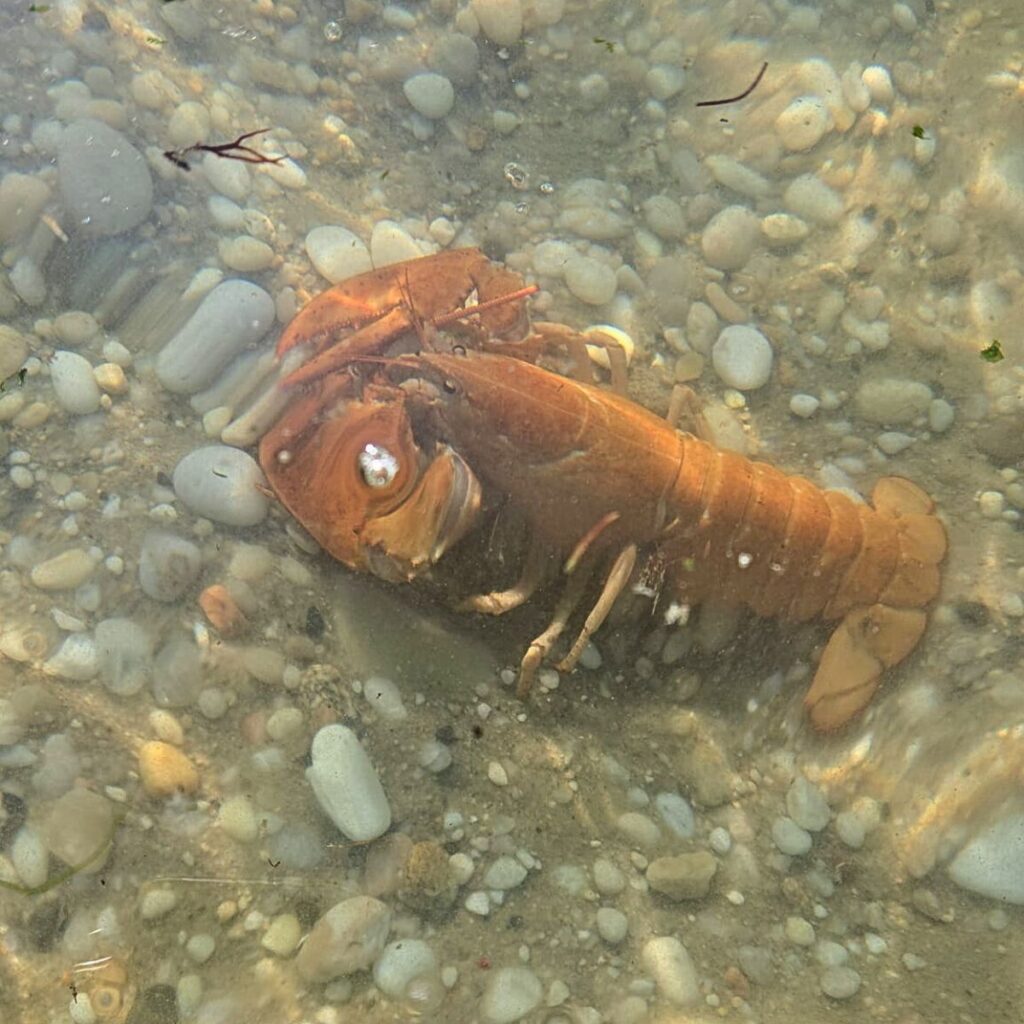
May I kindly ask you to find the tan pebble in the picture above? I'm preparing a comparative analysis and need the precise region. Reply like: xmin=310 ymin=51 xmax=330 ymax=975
xmin=148 ymin=709 xmax=184 ymax=745
xmin=199 ymin=583 xmax=247 ymax=635
xmin=138 ymin=740 xmax=199 ymax=797
xmin=94 ymin=363 xmax=127 ymax=394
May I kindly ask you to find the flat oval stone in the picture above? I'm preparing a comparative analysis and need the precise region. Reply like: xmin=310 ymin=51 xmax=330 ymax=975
xmin=172 ymin=445 xmax=269 ymax=527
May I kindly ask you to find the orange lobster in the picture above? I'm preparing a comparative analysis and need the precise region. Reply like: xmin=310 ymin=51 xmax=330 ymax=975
xmin=258 ymin=248 xmax=947 ymax=731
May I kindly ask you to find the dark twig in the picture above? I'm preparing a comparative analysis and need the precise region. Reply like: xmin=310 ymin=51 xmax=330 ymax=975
xmin=163 ymin=128 xmax=285 ymax=172
xmin=695 ymin=62 xmax=768 ymax=107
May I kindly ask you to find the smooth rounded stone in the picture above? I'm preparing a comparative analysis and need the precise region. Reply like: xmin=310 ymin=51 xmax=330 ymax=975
xmin=762 ymin=212 xmax=810 ymax=245
xmin=43 ymin=634 xmax=98 ymax=681
xmin=202 ymin=151 xmax=251 ymax=202
xmin=305 ymin=226 xmax=372 ymax=283
xmin=785 ymin=915 xmax=816 ymax=946
xmin=296 ymin=896 xmax=392 ymax=982
xmin=49 ymin=351 xmax=101 ymax=415
xmin=645 ymin=63 xmax=684 ymax=101
xmin=154 ymin=639 xmax=203 ymax=707
xmin=138 ymin=531 xmax=201 ymax=602
xmin=0 ymin=172 xmax=51 ymax=245
xmin=186 ymin=933 xmax=216 ymax=964
xmin=369 ymin=220 xmax=423 ymax=267
xmin=876 ymin=431 xmax=914 ymax=455
xmin=701 ymin=205 xmax=759 ymax=273
xmin=156 ymin=280 xmax=275 ymax=395
xmin=593 ymin=857 xmax=626 ymax=895
xmin=654 ymin=792 xmax=696 ymax=839
xmin=30 ymin=548 xmax=96 ymax=590
xmin=922 ymin=213 xmax=961 ymax=254
xmin=140 ymin=888 xmax=178 ymax=920
xmin=929 ymin=398 xmax=955 ymax=433
xmin=138 ymin=740 xmax=199 ymax=797
xmin=786 ymin=776 xmax=830 ymax=832
xmin=948 ymin=812 xmax=1024 ymax=904
xmin=775 ymin=96 xmax=830 ymax=151
xmin=472 ymin=0 xmax=523 ymax=45
xmin=53 ymin=311 xmax=99 ymax=347
xmin=790 ymin=393 xmax=820 ymax=418
xmin=429 ymin=33 xmax=479 ymax=85
xmin=167 ymin=101 xmax=211 ymax=147
xmin=772 ymin=816 xmax=813 ymax=856
xmin=532 ymin=239 xmax=574 ymax=277
xmin=306 ymin=724 xmax=391 ymax=841
xmin=218 ymin=795 xmax=259 ymax=842
xmin=557 ymin=206 xmax=629 ymax=241
xmin=641 ymin=936 xmax=699 ymax=1007
xmin=854 ymin=378 xmax=933 ymax=426
xmin=564 ymin=256 xmax=616 ymax=305
xmin=172 ymin=445 xmax=269 ymax=527
xmin=9 ymin=256 xmax=46 ymax=306
xmin=95 ymin=620 xmax=150 ymax=698
xmin=362 ymin=676 xmax=407 ymax=722
xmin=483 ymin=855 xmax=528 ymax=890
xmin=616 ymin=811 xmax=661 ymax=849
xmin=820 ymin=966 xmax=861 ymax=999
xmin=862 ymin=64 xmax=894 ymax=104
xmin=41 ymin=788 xmax=114 ymax=871
xmin=783 ymin=175 xmax=844 ymax=225
xmin=712 ymin=325 xmax=773 ymax=390
xmin=262 ymin=913 xmax=302 ymax=957
xmin=57 ymin=119 xmax=153 ymax=236
xmin=218 ymin=235 xmax=274 ymax=272
xmin=373 ymin=939 xmax=438 ymax=998
xmin=403 ymin=72 xmax=455 ymax=119
xmin=266 ymin=822 xmax=325 ymax=871
xmin=596 ymin=907 xmax=628 ymax=944
xmin=480 ymin=966 xmax=542 ymax=1024
xmin=642 ymin=195 xmax=687 ymax=241
xmin=834 ymin=810 xmax=866 ymax=849
xmin=12 ymin=826 xmax=49 ymax=889
xmin=646 ymin=851 xmax=717 ymax=900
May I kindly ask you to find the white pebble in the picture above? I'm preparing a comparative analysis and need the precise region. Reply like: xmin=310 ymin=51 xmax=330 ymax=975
xmin=305 ymin=225 xmax=372 ymax=283
xmin=786 ymin=776 xmax=830 ymax=832
xmin=834 ymin=810 xmax=866 ymax=849
xmin=218 ymin=235 xmax=274 ymax=272
xmin=641 ymin=936 xmax=699 ymax=1007
xmin=820 ymin=966 xmax=861 ymax=999
xmin=172 ymin=445 xmax=269 ymax=527
xmin=465 ymin=891 xmax=491 ymax=916
xmin=876 ymin=431 xmax=914 ymax=455
xmin=362 ymin=676 xmax=407 ymax=722
xmin=156 ymin=280 xmax=275 ymax=395
xmin=862 ymin=65 xmax=894 ymax=105
xmin=218 ymin=794 xmax=260 ymax=842
xmin=947 ymin=811 xmax=1024 ymax=904
xmin=53 ymin=311 xmax=99 ymax=347
xmin=262 ymin=913 xmax=302 ymax=956
xmin=369 ymin=220 xmax=423 ymax=267
xmin=202 ymin=151 xmax=251 ymax=202
xmin=472 ymin=0 xmax=523 ymax=45
xmin=374 ymin=939 xmax=438 ymax=998
xmin=50 ymin=350 xmax=101 ymax=415
xmin=488 ymin=761 xmax=509 ymax=786
xmin=140 ymin=888 xmax=178 ymax=919
xmin=712 ymin=325 xmax=773 ymax=390
xmin=138 ymin=531 xmax=202 ymax=603
xmin=564 ymin=256 xmax=616 ymax=305
xmin=775 ymin=96 xmax=830 ymax=151
xmin=403 ymin=73 xmax=455 ymax=119
xmin=785 ymin=916 xmax=816 ymax=946
xmin=783 ymin=174 xmax=844 ymax=225
xmin=306 ymin=724 xmax=391 ymax=841
xmin=596 ymin=907 xmax=628 ymax=944
xmin=701 ymin=205 xmax=759 ymax=271
xmin=646 ymin=64 xmax=686 ymax=101
xmin=43 ymin=633 xmax=98 ymax=681
xmin=790 ymin=393 xmax=820 ymax=418
xmin=480 ymin=966 xmax=542 ymax=1024
xmin=30 ymin=548 xmax=96 ymax=590
xmin=928 ymin=398 xmax=955 ymax=433
xmin=12 ymin=826 xmax=49 ymax=889
xmin=186 ymin=933 xmax=216 ymax=964
xmin=772 ymin=816 xmax=813 ymax=856
xmin=483 ymin=856 xmax=528 ymax=890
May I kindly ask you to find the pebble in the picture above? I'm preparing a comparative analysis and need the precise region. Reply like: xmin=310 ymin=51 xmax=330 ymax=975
xmin=820 ymin=966 xmax=861 ymax=999
xmin=785 ymin=916 xmax=816 ymax=945
xmin=94 ymin=618 xmax=152 ymax=697
xmin=373 ymin=939 xmax=438 ymax=998
xmin=262 ymin=913 xmax=302 ymax=957
xmin=30 ymin=548 xmax=96 ymax=590
xmin=786 ymin=777 xmax=831 ymax=831
xmin=305 ymin=226 xmax=373 ymax=283
xmin=472 ymin=0 xmax=523 ymax=45
xmin=156 ymin=280 xmax=275 ymax=395
xmin=202 ymin=151 xmax=251 ymax=202
xmin=50 ymin=351 xmax=102 ymax=415
xmin=306 ymin=724 xmax=392 ymax=841
xmin=641 ymin=936 xmax=700 ymax=1007
xmin=403 ymin=72 xmax=455 ymax=119
xmin=12 ymin=826 xmax=49 ymax=890
xmin=701 ymin=205 xmax=760 ymax=271
xmin=140 ymin=888 xmax=178 ymax=920
xmin=94 ymin=363 xmax=126 ymax=395
xmin=564 ymin=256 xmax=617 ymax=305
xmin=57 ymin=119 xmax=153 ymax=236
xmin=43 ymin=634 xmax=99 ymax=681
xmin=186 ymin=933 xmax=216 ymax=964
xmin=593 ymin=857 xmax=626 ymax=895
xmin=947 ymin=811 xmax=1024 ymax=904
xmin=138 ymin=531 xmax=202 ymax=602
xmin=488 ymin=761 xmax=509 ymax=787
xmin=654 ymin=792 xmax=696 ymax=839
xmin=775 ymin=96 xmax=830 ymax=151
xmin=783 ymin=174 xmax=844 ymax=225
xmin=646 ymin=851 xmax=717 ymax=900
xmin=596 ymin=906 xmax=628 ymax=944
xmin=172 ymin=445 xmax=269 ymax=527
xmin=10 ymin=257 xmax=46 ymax=306
xmin=296 ymin=896 xmax=392 ymax=981
xmin=362 ymin=677 xmax=407 ymax=722
xmin=138 ymin=740 xmax=199 ymax=797
xmin=772 ymin=816 xmax=813 ymax=856
xmin=369 ymin=220 xmax=423 ymax=267
xmin=0 ymin=326 xmax=29 ymax=380
xmin=53 ymin=311 xmax=99 ymax=347
xmin=483 ymin=855 xmax=528 ymax=890
xmin=218 ymin=235 xmax=275 ymax=272
xmin=790 ymin=393 xmax=820 ymax=418
xmin=834 ymin=810 xmax=867 ymax=849
xmin=712 ymin=325 xmax=773 ymax=390
xmin=218 ymin=795 xmax=259 ymax=843
xmin=479 ymin=966 xmax=542 ymax=1024
xmin=41 ymin=788 xmax=114 ymax=871
xmin=855 ymin=378 xmax=933 ymax=426
xmin=647 ymin=64 xmax=686 ymax=101
xmin=616 ymin=811 xmax=661 ymax=848
xmin=465 ymin=891 xmax=491 ymax=916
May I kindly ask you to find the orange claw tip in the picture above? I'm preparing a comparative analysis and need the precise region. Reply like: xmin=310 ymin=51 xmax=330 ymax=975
xmin=199 ymin=584 xmax=248 ymax=635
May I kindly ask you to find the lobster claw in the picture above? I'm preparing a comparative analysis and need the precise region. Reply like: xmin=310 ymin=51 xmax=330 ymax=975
xmin=359 ymin=447 xmax=482 ymax=582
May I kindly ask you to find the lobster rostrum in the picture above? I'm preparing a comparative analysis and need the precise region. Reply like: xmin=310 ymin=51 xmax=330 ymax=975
xmin=258 ymin=248 xmax=947 ymax=731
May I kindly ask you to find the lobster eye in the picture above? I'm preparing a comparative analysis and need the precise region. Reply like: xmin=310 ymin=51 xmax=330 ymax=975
xmin=358 ymin=443 xmax=399 ymax=488
xmin=442 ymin=378 xmax=458 ymax=394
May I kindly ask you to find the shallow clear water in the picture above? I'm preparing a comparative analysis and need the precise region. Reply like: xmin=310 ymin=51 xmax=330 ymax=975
xmin=1 ymin=1 xmax=1023 ymax=1022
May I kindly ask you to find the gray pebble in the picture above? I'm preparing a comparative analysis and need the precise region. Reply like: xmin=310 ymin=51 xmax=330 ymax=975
xmin=153 ymin=639 xmax=203 ymax=707
xmin=654 ymin=792 xmax=696 ymax=839
xmin=786 ymin=777 xmax=830 ymax=832
xmin=483 ymin=855 xmax=528 ymax=890
xmin=138 ymin=531 xmax=202 ymax=602
xmin=596 ymin=907 xmax=628 ymax=944
xmin=94 ymin=618 xmax=153 ymax=697
xmin=820 ymin=966 xmax=860 ymax=999
xmin=172 ymin=445 xmax=269 ymax=527
xmin=772 ymin=816 xmax=813 ymax=856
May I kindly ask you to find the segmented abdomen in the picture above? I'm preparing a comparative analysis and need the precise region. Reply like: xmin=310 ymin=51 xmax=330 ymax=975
xmin=658 ymin=435 xmax=943 ymax=623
